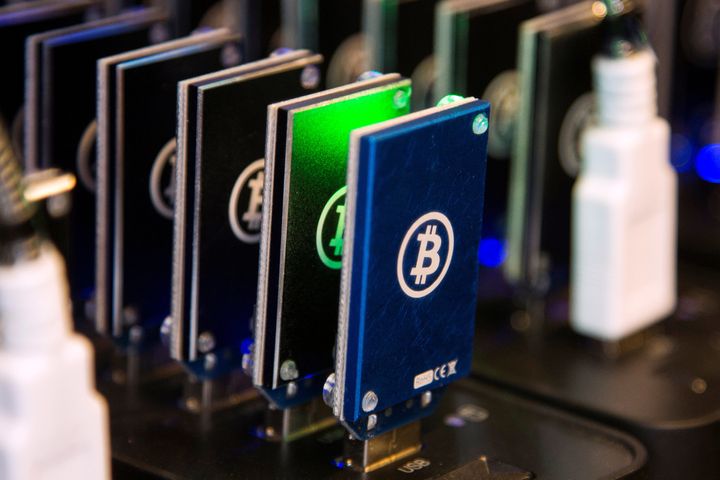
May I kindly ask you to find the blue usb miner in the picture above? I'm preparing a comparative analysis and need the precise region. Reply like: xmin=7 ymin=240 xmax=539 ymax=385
xmin=330 ymin=97 xmax=490 ymax=439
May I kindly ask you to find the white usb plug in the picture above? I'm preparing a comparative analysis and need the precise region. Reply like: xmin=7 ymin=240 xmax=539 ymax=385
xmin=571 ymin=49 xmax=677 ymax=341
xmin=0 ymin=245 xmax=110 ymax=479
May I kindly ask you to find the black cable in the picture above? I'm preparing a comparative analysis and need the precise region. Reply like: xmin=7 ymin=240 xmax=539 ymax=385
xmin=599 ymin=0 xmax=649 ymax=58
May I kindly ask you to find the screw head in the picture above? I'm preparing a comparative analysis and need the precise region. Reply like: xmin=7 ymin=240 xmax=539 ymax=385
xmin=472 ymin=113 xmax=489 ymax=135
xmin=393 ymin=90 xmax=410 ymax=109
xmin=420 ymin=390 xmax=432 ymax=407
xmin=149 ymin=23 xmax=170 ymax=44
xmin=84 ymin=296 xmax=96 ymax=322
xmin=356 ymin=70 xmax=382 ymax=82
xmin=322 ymin=373 xmax=336 ymax=407
xmin=221 ymin=42 xmax=242 ymax=67
xmin=473 ymin=113 xmax=490 ymax=135
xmin=457 ymin=404 xmax=489 ymax=422
xmin=691 ymin=377 xmax=708 ymax=394
xmin=367 ymin=414 xmax=377 ymax=430
xmin=301 ymin=65 xmax=321 ymax=89
xmin=271 ymin=47 xmax=294 ymax=57
xmin=197 ymin=331 xmax=215 ymax=353
xmin=287 ymin=381 xmax=298 ymax=398
xmin=160 ymin=316 xmax=172 ymax=346
xmin=185 ymin=396 xmax=200 ymax=412
xmin=241 ymin=352 xmax=254 ymax=377
xmin=47 ymin=193 xmax=71 ymax=218
xmin=128 ymin=325 xmax=143 ymax=344
xmin=280 ymin=359 xmax=299 ymax=381
xmin=437 ymin=94 xmax=464 ymax=107
xmin=362 ymin=390 xmax=379 ymax=412
xmin=204 ymin=353 xmax=217 ymax=371
xmin=123 ymin=306 xmax=139 ymax=326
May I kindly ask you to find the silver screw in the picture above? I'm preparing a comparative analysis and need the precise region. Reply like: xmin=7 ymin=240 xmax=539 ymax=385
xmin=356 ymin=70 xmax=382 ymax=82
xmin=221 ymin=43 xmax=242 ymax=67
xmin=241 ymin=346 xmax=254 ymax=376
xmin=457 ymin=404 xmax=489 ymax=422
xmin=287 ymin=381 xmax=298 ymax=398
xmin=420 ymin=390 xmax=432 ymax=407
xmin=84 ymin=296 xmax=96 ymax=322
xmin=362 ymin=390 xmax=378 ymax=412
xmin=270 ymin=47 xmax=294 ymax=57
xmin=160 ymin=316 xmax=172 ymax=346
xmin=47 ymin=193 xmax=71 ymax=218
xmin=472 ymin=113 xmax=489 ymax=135
xmin=367 ymin=414 xmax=377 ymax=430
xmin=123 ymin=306 xmax=139 ymax=326
xmin=691 ymin=378 xmax=708 ymax=394
xmin=204 ymin=353 xmax=217 ymax=371
xmin=393 ymin=89 xmax=409 ymax=109
xmin=128 ymin=325 xmax=143 ymax=345
xmin=437 ymin=94 xmax=464 ymax=107
xmin=149 ymin=24 xmax=170 ymax=44
xmin=301 ymin=66 xmax=321 ymax=89
xmin=197 ymin=331 xmax=215 ymax=353
xmin=185 ymin=396 xmax=200 ymax=412
xmin=280 ymin=359 xmax=299 ymax=381
xmin=322 ymin=373 xmax=336 ymax=407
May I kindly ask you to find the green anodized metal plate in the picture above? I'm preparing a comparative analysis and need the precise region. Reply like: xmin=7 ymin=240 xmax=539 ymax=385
xmin=255 ymin=76 xmax=411 ymax=407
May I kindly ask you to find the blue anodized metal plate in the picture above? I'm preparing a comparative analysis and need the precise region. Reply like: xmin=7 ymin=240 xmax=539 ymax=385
xmin=334 ymin=98 xmax=490 ymax=438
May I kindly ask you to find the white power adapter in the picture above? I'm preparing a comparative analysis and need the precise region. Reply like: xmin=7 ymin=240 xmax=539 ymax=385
xmin=0 ymin=245 xmax=110 ymax=479
xmin=571 ymin=49 xmax=677 ymax=341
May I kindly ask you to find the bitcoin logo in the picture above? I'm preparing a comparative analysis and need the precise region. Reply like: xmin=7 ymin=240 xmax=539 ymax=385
xmin=229 ymin=159 xmax=264 ymax=244
xmin=558 ymin=92 xmax=594 ymax=178
xmin=76 ymin=119 xmax=98 ymax=192
xmin=316 ymin=186 xmax=347 ymax=269
xmin=410 ymin=224 xmax=442 ymax=285
xmin=149 ymin=137 xmax=177 ymax=219
xmin=397 ymin=212 xmax=454 ymax=298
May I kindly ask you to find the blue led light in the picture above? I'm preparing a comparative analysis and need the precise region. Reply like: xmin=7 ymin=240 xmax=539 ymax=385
xmin=80 ymin=286 xmax=95 ymax=301
xmin=670 ymin=133 xmax=693 ymax=173
xmin=478 ymin=237 xmax=507 ymax=268
xmin=695 ymin=144 xmax=720 ymax=183
xmin=240 ymin=338 xmax=253 ymax=355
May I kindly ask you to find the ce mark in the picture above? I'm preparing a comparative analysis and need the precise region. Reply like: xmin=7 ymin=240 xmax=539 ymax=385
xmin=433 ymin=359 xmax=458 ymax=381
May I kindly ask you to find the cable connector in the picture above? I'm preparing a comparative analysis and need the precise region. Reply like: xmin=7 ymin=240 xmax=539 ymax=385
xmin=0 ymin=244 xmax=110 ymax=479
xmin=571 ymin=49 xmax=676 ymax=341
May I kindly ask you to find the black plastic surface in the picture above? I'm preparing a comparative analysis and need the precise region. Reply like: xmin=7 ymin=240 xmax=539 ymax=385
xmin=473 ymin=264 xmax=720 ymax=479
xmin=102 ymin=369 xmax=647 ymax=479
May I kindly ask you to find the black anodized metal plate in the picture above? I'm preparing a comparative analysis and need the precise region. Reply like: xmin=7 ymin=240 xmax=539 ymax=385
xmin=95 ymin=30 xmax=242 ymax=342
xmin=171 ymin=51 xmax=323 ymax=377
xmin=26 ymin=8 xmax=166 ymax=319
xmin=0 ymin=0 xmax=94 ymax=141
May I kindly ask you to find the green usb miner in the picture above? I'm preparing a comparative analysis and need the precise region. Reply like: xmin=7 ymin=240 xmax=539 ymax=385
xmin=254 ymin=74 xmax=412 ymax=408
